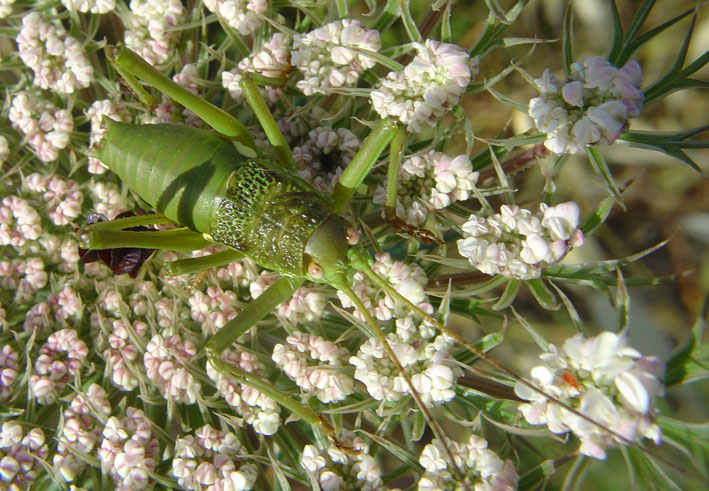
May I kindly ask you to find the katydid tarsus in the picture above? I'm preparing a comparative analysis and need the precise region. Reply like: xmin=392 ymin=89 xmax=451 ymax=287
xmin=82 ymin=45 xmax=651 ymax=472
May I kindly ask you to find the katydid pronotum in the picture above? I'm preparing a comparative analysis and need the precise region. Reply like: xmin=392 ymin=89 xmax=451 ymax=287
xmin=81 ymin=45 xmax=653 ymax=474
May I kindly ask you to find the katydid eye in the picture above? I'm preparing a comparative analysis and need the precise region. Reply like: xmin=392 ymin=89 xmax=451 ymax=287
xmin=308 ymin=262 xmax=324 ymax=279
xmin=346 ymin=227 xmax=360 ymax=245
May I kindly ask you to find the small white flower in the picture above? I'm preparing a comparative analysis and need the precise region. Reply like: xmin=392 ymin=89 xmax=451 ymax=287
xmin=204 ymin=0 xmax=266 ymax=35
xmin=371 ymin=40 xmax=478 ymax=133
xmin=515 ymin=331 xmax=665 ymax=459
xmin=292 ymin=19 xmax=381 ymax=95
xmin=529 ymin=57 xmax=643 ymax=154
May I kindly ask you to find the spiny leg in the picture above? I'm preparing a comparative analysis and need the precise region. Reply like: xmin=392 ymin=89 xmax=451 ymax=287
xmin=108 ymin=45 xmax=256 ymax=149
xmin=203 ymin=276 xmax=337 ymax=442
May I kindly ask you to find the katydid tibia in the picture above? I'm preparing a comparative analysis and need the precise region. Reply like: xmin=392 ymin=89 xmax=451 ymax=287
xmin=81 ymin=45 xmax=648 ymax=465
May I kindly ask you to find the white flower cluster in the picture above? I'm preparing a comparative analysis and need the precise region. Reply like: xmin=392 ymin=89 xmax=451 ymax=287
xmin=203 ymin=0 xmax=266 ymax=35
xmin=8 ymin=93 xmax=73 ymax=162
xmin=338 ymin=252 xmax=432 ymax=322
xmin=251 ymin=272 xmax=327 ymax=324
xmin=292 ymin=19 xmax=381 ymax=95
xmin=87 ymin=180 xmax=133 ymax=217
xmin=529 ymin=56 xmax=644 ymax=154
xmin=24 ymin=173 xmax=84 ymax=226
xmin=371 ymin=40 xmax=477 ymax=133
xmin=124 ymin=0 xmax=186 ymax=65
xmin=0 ymin=195 xmax=41 ymax=247
xmin=374 ymin=151 xmax=479 ymax=226
xmin=144 ymin=333 xmax=201 ymax=404
xmin=16 ymin=12 xmax=93 ymax=94
xmin=188 ymin=285 xmax=238 ymax=335
xmin=0 ymin=345 xmax=18 ymax=400
xmin=99 ymin=408 xmax=160 ymax=490
xmin=272 ymin=331 xmax=355 ymax=403
xmin=207 ymin=348 xmax=281 ymax=435
xmin=418 ymin=434 xmax=519 ymax=490
xmin=293 ymin=126 xmax=361 ymax=193
xmin=103 ymin=318 xmax=149 ymax=391
xmin=172 ymin=424 xmax=258 ymax=491
xmin=0 ymin=0 xmax=15 ymax=19
xmin=350 ymin=316 xmax=462 ymax=404
xmin=457 ymin=202 xmax=584 ymax=280
xmin=0 ymin=421 xmax=48 ymax=489
xmin=86 ymin=100 xmax=130 ymax=174
xmin=1 ymin=257 xmax=47 ymax=302
xmin=29 ymin=329 xmax=88 ymax=404
xmin=61 ymin=0 xmax=115 ymax=13
xmin=515 ymin=331 xmax=665 ymax=460
xmin=53 ymin=384 xmax=112 ymax=482
xmin=222 ymin=32 xmax=291 ymax=103
xmin=0 ymin=136 xmax=8 ymax=164
xmin=301 ymin=435 xmax=386 ymax=491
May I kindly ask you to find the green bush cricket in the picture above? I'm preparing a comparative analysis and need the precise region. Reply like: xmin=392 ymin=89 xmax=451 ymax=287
xmin=80 ymin=45 xmax=655 ymax=469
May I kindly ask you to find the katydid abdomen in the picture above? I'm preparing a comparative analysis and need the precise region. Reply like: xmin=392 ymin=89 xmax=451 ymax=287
xmin=95 ymin=119 xmax=349 ymax=278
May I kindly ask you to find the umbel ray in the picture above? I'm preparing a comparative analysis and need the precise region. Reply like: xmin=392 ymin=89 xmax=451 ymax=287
xmin=81 ymin=45 xmax=660 ymax=470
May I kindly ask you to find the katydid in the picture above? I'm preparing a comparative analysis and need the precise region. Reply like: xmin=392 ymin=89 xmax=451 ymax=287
xmin=82 ymin=45 xmax=649 ymax=468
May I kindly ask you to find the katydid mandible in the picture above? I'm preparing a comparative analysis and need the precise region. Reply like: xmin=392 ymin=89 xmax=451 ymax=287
xmin=82 ymin=45 xmax=645 ymax=456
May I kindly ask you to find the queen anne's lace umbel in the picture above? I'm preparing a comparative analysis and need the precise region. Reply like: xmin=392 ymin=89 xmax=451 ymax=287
xmin=457 ymin=202 xmax=584 ymax=280
xmin=515 ymin=331 xmax=665 ymax=459
xmin=418 ymin=434 xmax=519 ymax=490
xmin=371 ymin=40 xmax=478 ymax=133
xmin=529 ymin=56 xmax=644 ymax=154
xmin=292 ymin=19 xmax=381 ymax=95
xmin=16 ymin=12 xmax=93 ymax=94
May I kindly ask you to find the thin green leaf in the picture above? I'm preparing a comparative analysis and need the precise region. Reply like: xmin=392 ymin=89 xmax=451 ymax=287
xmin=398 ymin=0 xmax=422 ymax=43
xmin=527 ymin=279 xmax=559 ymax=310
xmin=665 ymin=293 xmax=709 ymax=387
xmin=617 ymin=6 xmax=694 ymax=66
xmin=562 ymin=3 xmax=574 ymax=76
xmin=615 ymin=269 xmax=629 ymax=331
xmin=606 ymin=0 xmax=624 ymax=64
xmin=619 ymin=127 xmax=709 ymax=171
xmin=587 ymin=146 xmax=624 ymax=205
xmin=492 ymin=279 xmax=521 ymax=310
xmin=580 ymin=195 xmax=616 ymax=235
xmin=469 ymin=0 xmax=530 ymax=57
xmin=357 ymin=429 xmax=425 ymax=473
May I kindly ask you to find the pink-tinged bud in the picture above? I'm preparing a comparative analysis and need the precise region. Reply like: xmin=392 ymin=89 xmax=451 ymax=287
xmin=562 ymin=81 xmax=585 ymax=107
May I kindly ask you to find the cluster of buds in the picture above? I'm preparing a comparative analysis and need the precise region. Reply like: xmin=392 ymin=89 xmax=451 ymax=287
xmin=457 ymin=202 xmax=584 ymax=280
xmin=29 ymin=329 xmax=88 ymax=404
xmin=272 ymin=331 xmax=354 ymax=403
xmin=0 ymin=421 xmax=49 ymax=489
xmin=188 ymin=286 xmax=238 ymax=335
xmin=103 ymin=318 xmax=149 ymax=391
xmin=8 ymin=93 xmax=73 ymax=162
xmin=350 ymin=316 xmax=462 ymax=404
xmin=53 ymin=384 xmax=112 ymax=482
xmin=61 ymin=0 xmax=115 ymax=12
xmin=222 ymin=32 xmax=291 ymax=103
xmin=515 ymin=331 xmax=665 ymax=459
xmin=301 ymin=435 xmax=385 ymax=490
xmin=124 ymin=0 xmax=186 ymax=65
xmin=0 ymin=345 xmax=19 ymax=400
xmin=16 ymin=12 xmax=93 ymax=94
xmin=24 ymin=173 xmax=84 ymax=226
xmin=529 ymin=56 xmax=644 ymax=154
xmin=0 ymin=195 xmax=42 ymax=246
xmin=418 ymin=434 xmax=519 ymax=490
xmin=375 ymin=151 xmax=479 ymax=226
xmin=338 ymin=252 xmax=433 ymax=322
xmin=371 ymin=40 xmax=478 ymax=133
xmin=2 ymin=257 xmax=47 ymax=302
xmin=99 ymin=408 xmax=160 ymax=490
xmin=292 ymin=19 xmax=381 ymax=95
xmin=172 ymin=424 xmax=257 ymax=490
xmin=207 ymin=348 xmax=281 ymax=435
xmin=293 ymin=126 xmax=361 ymax=193
xmin=144 ymin=333 xmax=201 ymax=404
xmin=203 ymin=0 xmax=266 ymax=35
xmin=251 ymin=272 xmax=327 ymax=324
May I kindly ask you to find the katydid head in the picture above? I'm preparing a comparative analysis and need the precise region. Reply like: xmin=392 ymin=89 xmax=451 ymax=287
xmin=303 ymin=215 xmax=351 ymax=283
